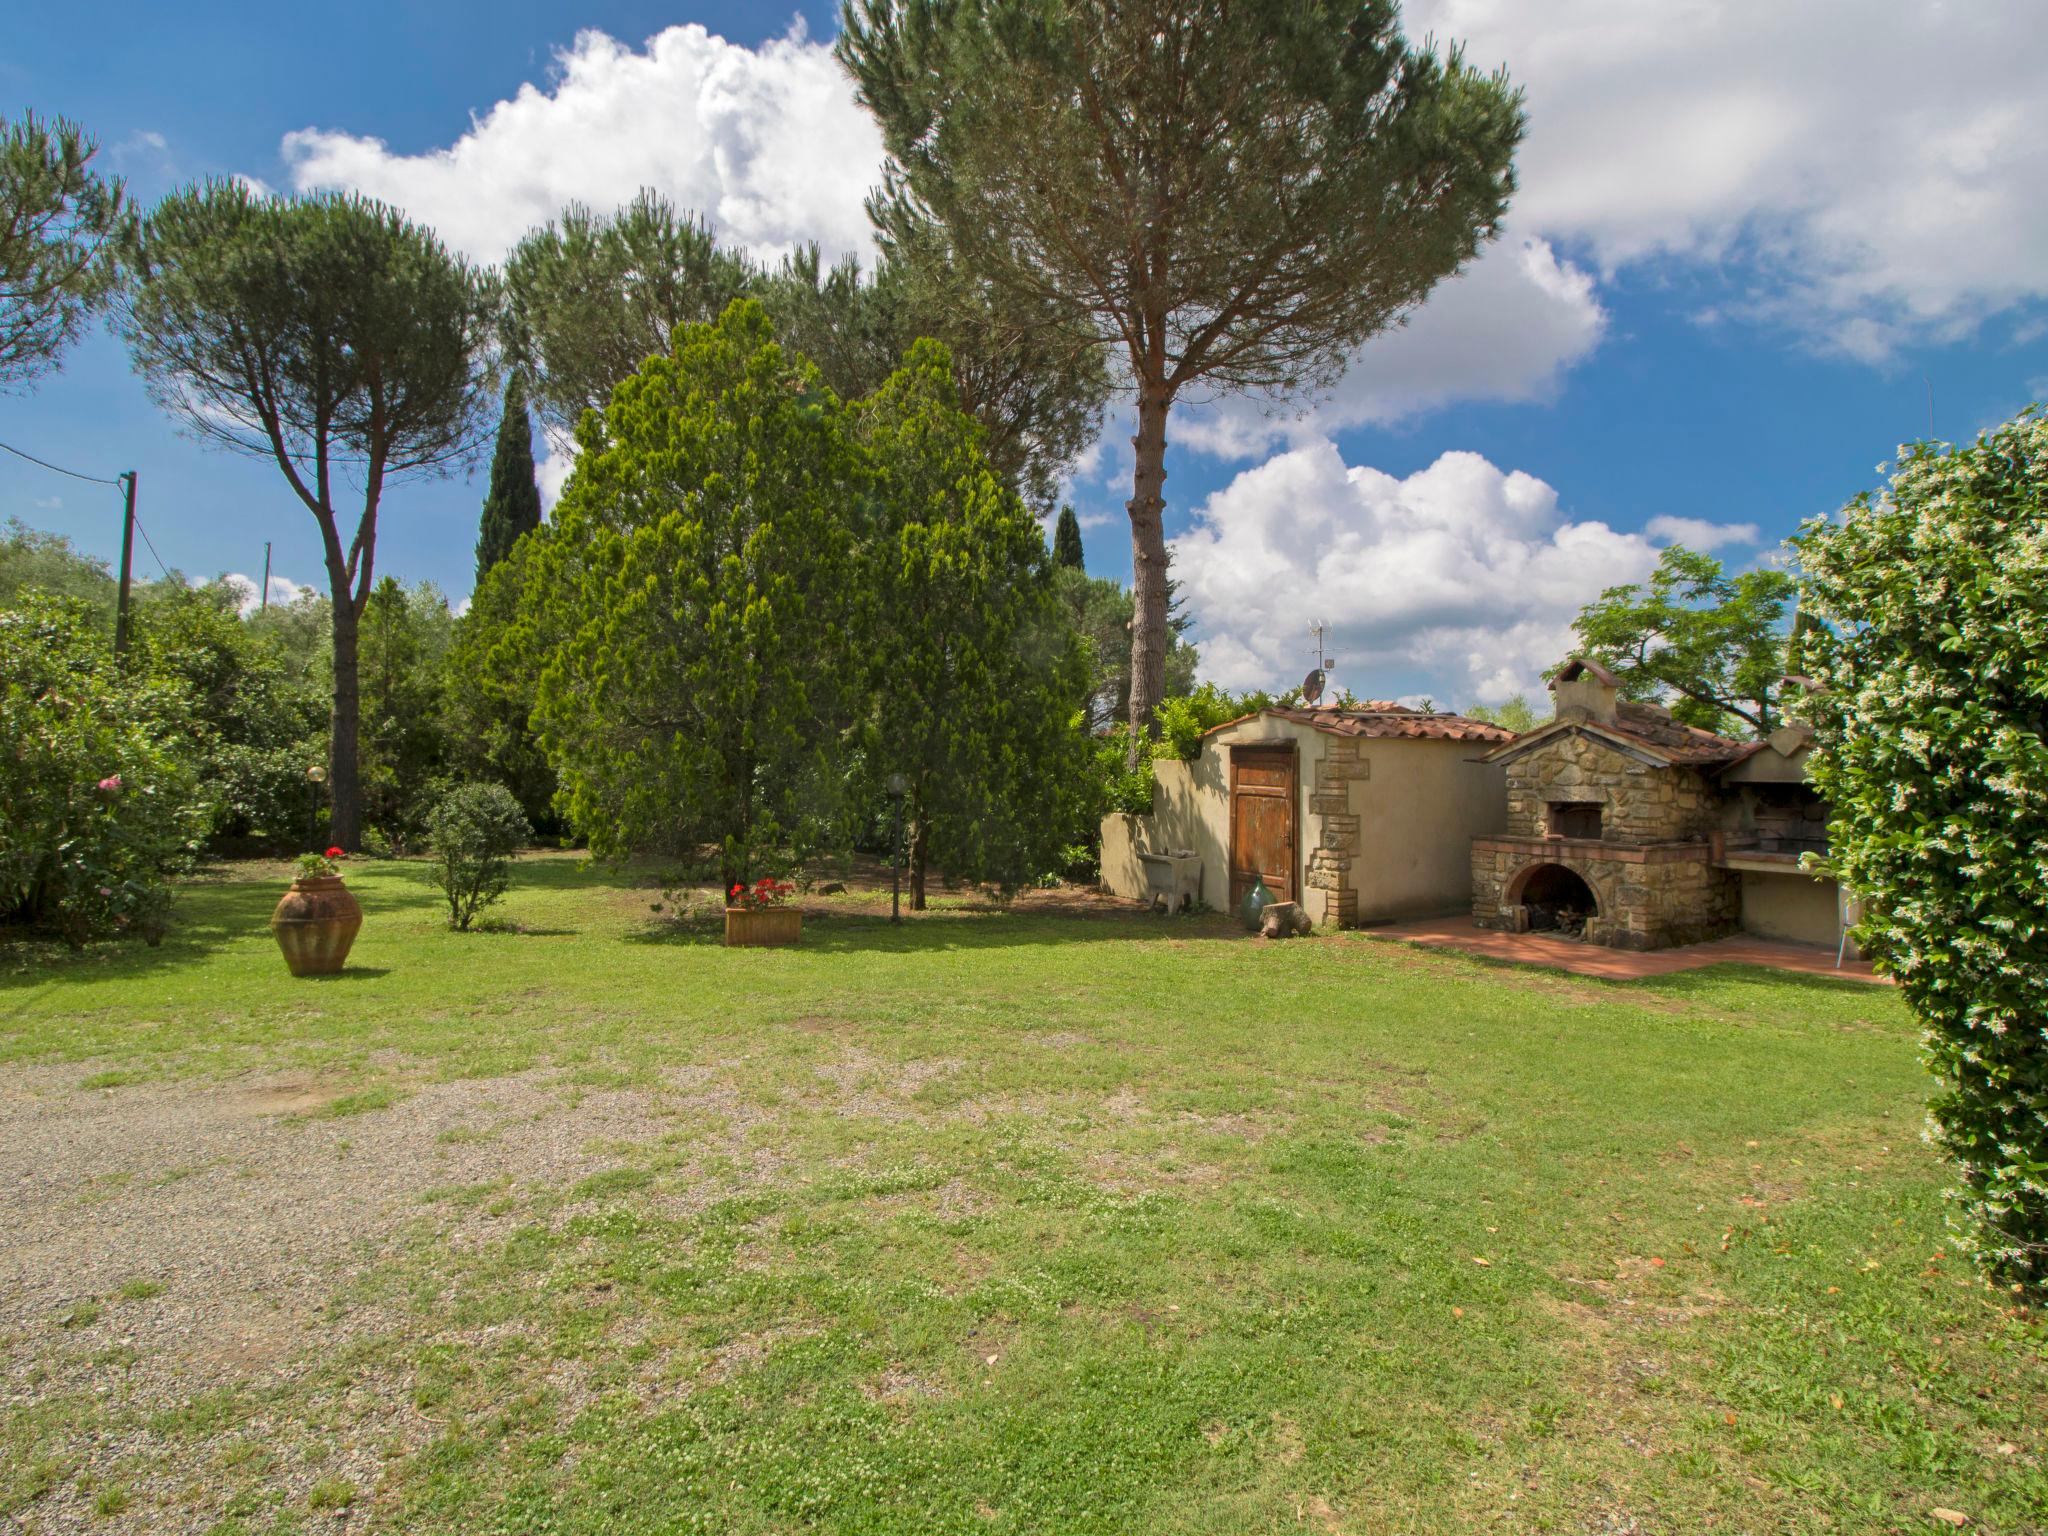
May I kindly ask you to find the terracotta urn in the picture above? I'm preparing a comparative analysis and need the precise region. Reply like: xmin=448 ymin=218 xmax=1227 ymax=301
xmin=271 ymin=874 xmax=363 ymax=976
xmin=724 ymin=906 xmax=802 ymax=948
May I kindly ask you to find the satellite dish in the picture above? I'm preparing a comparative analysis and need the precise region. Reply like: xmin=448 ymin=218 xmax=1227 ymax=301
xmin=1301 ymin=667 xmax=1326 ymax=705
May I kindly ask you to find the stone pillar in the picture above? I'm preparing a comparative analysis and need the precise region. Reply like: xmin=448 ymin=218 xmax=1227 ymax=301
xmin=1306 ymin=740 xmax=1369 ymax=927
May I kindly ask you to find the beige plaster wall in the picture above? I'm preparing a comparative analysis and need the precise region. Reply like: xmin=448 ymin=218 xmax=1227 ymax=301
xmin=1739 ymin=869 xmax=1842 ymax=947
xmin=1099 ymin=813 xmax=1149 ymax=905
xmin=1349 ymin=739 xmax=1507 ymax=920
xmin=1097 ymin=717 xmax=1329 ymax=919
xmin=1100 ymin=717 xmax=1504 ymax=927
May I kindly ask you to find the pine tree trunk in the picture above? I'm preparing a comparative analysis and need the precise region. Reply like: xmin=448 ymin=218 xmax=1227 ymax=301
xmin=327 ymin=597 xmax=363 ymax=852
xmin=1126 ymin=381 xmax=1172 ymax=759
xmin=910 ymin=819 xmax=928 ymax=912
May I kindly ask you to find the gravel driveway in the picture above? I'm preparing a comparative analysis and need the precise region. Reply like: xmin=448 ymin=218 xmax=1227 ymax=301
xmin=1 ymin=1063 xmax=739 ymax=1531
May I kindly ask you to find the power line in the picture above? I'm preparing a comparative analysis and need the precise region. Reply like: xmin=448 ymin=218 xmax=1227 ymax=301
xmin=0 ymin=438 xmax=123 ymax=488
xmin=131 ymin=511 xmax=172 ymax=580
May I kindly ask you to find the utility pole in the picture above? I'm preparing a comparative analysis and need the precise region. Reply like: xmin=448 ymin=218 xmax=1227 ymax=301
xmin=113 ymin=471 xmax=138 ymax=656
xmin=261 ymin=541 xmax=272 ymax=614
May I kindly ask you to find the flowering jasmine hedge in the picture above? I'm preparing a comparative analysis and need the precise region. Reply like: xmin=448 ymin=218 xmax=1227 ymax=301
xmin=1793 ymin=408 xmax=2048 ymax=1289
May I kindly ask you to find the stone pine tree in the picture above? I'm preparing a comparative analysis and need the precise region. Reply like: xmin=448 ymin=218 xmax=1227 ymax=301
xmin=762 ymin=237 xmax=1111 ymax=511
xmin=0 ymin=112 xmax=130 ymax=390
xmin=520 ymin=301 xmax=867 ymax=887
xmin=475 ymin=374 xmax=542 ymax=585
xmin=854 ymin=339 xmax=1087 ymax=907
xmin=1052 ymin=505 xmax=1085 ymax=572
xmin=1792 ymin=409 xmax=2048 ymax=1290
xmin=120 ymin=182 xmax=497 ymax=849
xmin=501 ymin=191 xmax=756 ymax=448
xmin=838 ymin=0 xmax=1524 ymax=747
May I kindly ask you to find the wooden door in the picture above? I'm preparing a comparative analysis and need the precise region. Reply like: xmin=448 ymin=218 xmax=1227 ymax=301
xmin=1229 ymin=746 xmax=1297 ymax=908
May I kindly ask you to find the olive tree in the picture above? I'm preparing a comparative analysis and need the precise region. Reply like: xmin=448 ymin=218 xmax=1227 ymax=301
xmin=120 ymin=183 xmax=497 ymax=847
xmin=838 ymin=0 xmax=1523 ymax=742
xmin=1792 ymin=407 xmax=2048 ymax=1289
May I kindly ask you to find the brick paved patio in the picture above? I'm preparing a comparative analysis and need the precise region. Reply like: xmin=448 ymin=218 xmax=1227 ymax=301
xmin=1364 ymin=916 xmax=1886 ymax=983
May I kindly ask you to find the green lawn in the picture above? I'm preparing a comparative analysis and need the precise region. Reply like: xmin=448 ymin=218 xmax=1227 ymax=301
xmin=2 ymin=857 xmax=2042 ymax=1534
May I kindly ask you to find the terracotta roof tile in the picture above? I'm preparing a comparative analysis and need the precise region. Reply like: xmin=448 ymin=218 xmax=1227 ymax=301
xmin=1231 ymin=706 xmax=1518 ymax=744
xmin=1604 ymin=701 xmax=1750 ymax=764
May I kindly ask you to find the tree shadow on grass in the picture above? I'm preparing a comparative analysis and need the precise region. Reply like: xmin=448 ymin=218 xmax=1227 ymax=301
xmin=622 ymin=906 xmax=1238 ymax=954
xmin=1635 ymin=962 xmax=1898 ymax=1003
xmin=3 ymin=869 xmax=451 ymax=989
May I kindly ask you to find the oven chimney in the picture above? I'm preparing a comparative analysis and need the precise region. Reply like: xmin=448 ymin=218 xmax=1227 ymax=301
xmin=1550 ymin=657 xmax=1620 ymax=725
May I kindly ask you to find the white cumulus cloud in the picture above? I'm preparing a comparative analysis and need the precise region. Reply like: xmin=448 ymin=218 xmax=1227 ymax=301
xmin=221 ymin=572 xmax=316 ymax=617
xmin=281 ymin=21 xmax=883 ymax=268
xmin=1410 ymin=0 xmax=2048 ymax=359
xmin=1644 ymin=514 xmax=1761 ymax=550
xmin=1169 ymin=440 xmax=1757 ymax=704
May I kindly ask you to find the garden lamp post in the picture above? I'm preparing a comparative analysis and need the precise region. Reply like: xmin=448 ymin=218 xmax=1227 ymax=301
xmin=305 ymin=763 xmax=327 ymax=851
xmin=886 ymin=772 xmax=908 ymax=923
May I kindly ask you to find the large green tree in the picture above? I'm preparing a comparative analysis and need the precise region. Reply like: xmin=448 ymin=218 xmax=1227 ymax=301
xmin=1 ymin=112 xmax=130 ymax=390
xmin=522 ymin=300 xmax=866 ymax=885
xmin=1570 ymin=544 xmax=1798 ymax=736
xmin=120 ymin=183 xmax=497 ymax=848
xmin=838 ymin=0 xmax=1523 ymax=743
xmin=475 ymin=373 xmax=543 ymax=585
xmin=501 ymin=191 xmax=756 ymax=447
xmin=1792 ymin=410 xmax=2048 ymax=1290
xmin=854 ymin=339 xmax=1087 ymax=906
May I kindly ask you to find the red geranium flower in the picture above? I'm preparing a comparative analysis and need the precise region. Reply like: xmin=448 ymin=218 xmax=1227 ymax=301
xmin=325 ymin=846 xmax=346 ymax=859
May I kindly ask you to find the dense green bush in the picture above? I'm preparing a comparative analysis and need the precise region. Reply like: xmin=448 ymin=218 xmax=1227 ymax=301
xmin=131 ymin=581 xmax=328 ymax=851
xmin=0 ymin=597 xmax=208 ymax=945
xmin=444 ymin=534 xmax=561 ymax=836
xmin=358 ymin=577 xmax=458 ymax=851
xmin=428 ymin=781 xmax=532 ymax=931
xmin=1793 ymin=407 xmax=2048 ymax=1289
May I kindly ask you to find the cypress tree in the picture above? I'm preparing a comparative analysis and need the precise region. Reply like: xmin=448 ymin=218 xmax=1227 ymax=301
xmin=476 ymin=375 xmax=542 ymax=585
xmin=1052 ymin=504 xmax=1085 ymax=572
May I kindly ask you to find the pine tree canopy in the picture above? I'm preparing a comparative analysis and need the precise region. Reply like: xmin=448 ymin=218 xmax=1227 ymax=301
xmin=837 ymin=0 xmax=1524 ymax=745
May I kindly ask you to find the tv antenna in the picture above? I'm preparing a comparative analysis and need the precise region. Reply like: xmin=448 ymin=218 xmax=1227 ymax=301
xmin=1301 ymin=620 xmax=1337 ymax=706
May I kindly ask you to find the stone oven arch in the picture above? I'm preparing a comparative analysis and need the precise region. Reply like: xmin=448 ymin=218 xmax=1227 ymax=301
xmin=1507 ymin=861 xmax=1602 ymax=934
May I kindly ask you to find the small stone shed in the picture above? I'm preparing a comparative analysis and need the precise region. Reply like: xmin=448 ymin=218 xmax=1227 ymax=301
xmin=1102 ymin=705 xmax=1514 ymax=928
xmin=1471 ymin=659 xmax=1848 ymax=951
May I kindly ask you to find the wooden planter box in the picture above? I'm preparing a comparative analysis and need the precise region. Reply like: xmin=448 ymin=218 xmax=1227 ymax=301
xmin=724 ymin=905 xmax=802 ymax=948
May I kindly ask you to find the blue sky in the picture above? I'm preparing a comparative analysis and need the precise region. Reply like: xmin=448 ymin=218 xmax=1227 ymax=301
xmin=6 ymin=1 xmax=2044 ymax=706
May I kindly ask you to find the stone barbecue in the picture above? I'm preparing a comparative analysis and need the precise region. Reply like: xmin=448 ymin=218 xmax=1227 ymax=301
xmin=1470 ymin=659 xmax=1834 ymax=952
